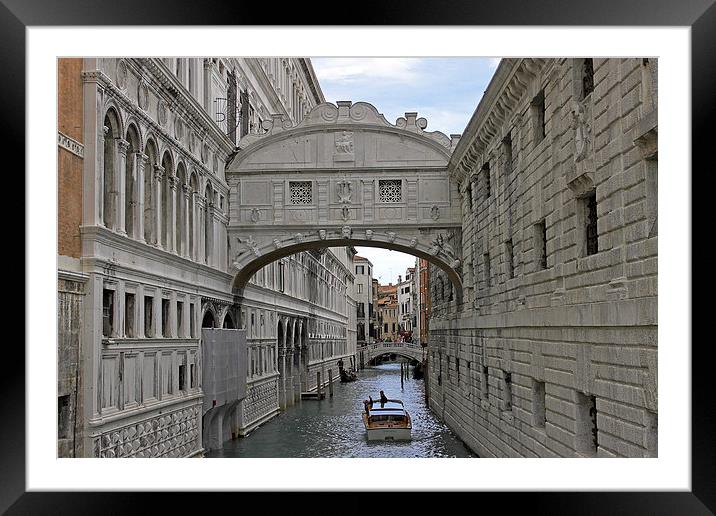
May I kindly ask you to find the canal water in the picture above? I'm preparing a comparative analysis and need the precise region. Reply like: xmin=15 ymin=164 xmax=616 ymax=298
xmin=206 ymin=362 xmax=477 ymax=458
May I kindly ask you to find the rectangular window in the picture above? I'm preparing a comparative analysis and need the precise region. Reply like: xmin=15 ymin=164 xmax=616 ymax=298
xmin=503 ymin=371 xmax=513 ymax=411
xmin=357 ymin=284 xmax=363 ymax=294
xmin=505 ymin=239 xmax=514 ymax=279
xmin=575 ymin=391 xmax=598 ymax=456
xmin=189 ymin=303 xmax=196 ymax=338
xmin=481 ymin=365 xmax=489 ymax=400
xmin=531 ymin=90 xmax=546 ymax=143
xmin=646 ymin=159 xmax=658 ymax=237
xmin=404 ymin=286 xmax=410 ymax=294
xmin=289 ymin=181 xmax=312 ymax=205
xmin=484 ymin=252 xmax=491 ymax=287
xmin=124 ymin=293 xmax=135 ymax=338
xmin=178 ymin=362 xmax=186 ymax=391
xmin=482 ymin=162 xmax=491 ymax=199
xmin=533 ymin=380 xmax=546 ymax=428
xmin=378 ymin=179 xmax=402 ymax=203
xmin=58 ymin=395 xmax=71 ymax=439
xmin=502 ymin=132 xmax=513 ymax=176
xmin=535 ymin=220 xmax=547 ymax=270
xmin=384 ymin=323 xmax=388 ymax=333
xmin=176 ymin=301 xmax=184 ymax=338
xmin=102 ymin=289 xmax=114 ymax=337
xmin=162 ymin=299 xmax=170 ymax=337
xmin=144 ymin=296 xmax=153 ymax=337
xmin=581 ymin=58 xmax=595 ymax=99
xmin=585 ymin=192 xmax=598 ymax=255
xmin=278 ymin=261 xmax=285 ymax=292
xmin=190 ymin=363 xmax=196 ymax=389
xmin=466 ymin=183 xmax=473 ymax=211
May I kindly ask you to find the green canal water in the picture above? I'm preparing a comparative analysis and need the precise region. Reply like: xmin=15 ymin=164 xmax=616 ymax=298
xmin=206 ymin=362 xmax=477 ymax=458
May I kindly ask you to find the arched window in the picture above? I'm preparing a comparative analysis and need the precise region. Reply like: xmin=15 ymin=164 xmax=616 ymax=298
xmin=143 ymin=139 xmax=158 ymax=243
xmin=102 ymin=109 xmax=121 ymax=229
xmin=189 ymin=173 xmax=198 ymax=260
xmin=202 ymin=310 xmax=215 ymax=328
xmin=125 ymin=124 xmax=141 ymax=238
xmin=223 ymin=312 xmax=235 ymax=329
xmin=160 ymin=152 xmax=173 ymax=250
xmin=175 ymin=163 xmax=187 ymax=256
xmin=204 ymin=184 xmax=213 ymax=265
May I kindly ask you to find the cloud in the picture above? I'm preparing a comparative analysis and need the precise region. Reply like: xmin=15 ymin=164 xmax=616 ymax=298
xmin=488 ymin=58 xmax=501 ymax=71
xmin=312 ymin=58 xmax=424 ymax=84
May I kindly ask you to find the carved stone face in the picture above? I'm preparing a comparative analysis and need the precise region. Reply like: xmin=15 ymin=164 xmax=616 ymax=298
xmin=365 ymin=229 xmax=373 ymax=240
xmin=319 ymin=230 xmax=327 ymax=240
xmin=342 ymin=226 xmax=352 ymax=239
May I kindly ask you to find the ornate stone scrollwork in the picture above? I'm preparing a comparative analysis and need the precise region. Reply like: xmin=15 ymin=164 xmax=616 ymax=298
xmin=336 ymin=180 xmax=352 ymax=203
xmin=431 ymin=204 xmax=440 ymax=221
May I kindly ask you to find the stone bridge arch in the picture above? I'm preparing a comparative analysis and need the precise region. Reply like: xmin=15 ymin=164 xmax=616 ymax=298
xmin=226 ymin=101 xmax=464 ymax=296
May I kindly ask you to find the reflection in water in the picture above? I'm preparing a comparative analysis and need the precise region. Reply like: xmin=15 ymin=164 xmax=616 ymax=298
xmin=206 ymin=362 xmax=477 ymax=458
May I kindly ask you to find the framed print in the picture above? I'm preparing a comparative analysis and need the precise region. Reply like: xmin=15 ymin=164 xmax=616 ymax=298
xmin=6 ymin=0 xmax=713 ymax=513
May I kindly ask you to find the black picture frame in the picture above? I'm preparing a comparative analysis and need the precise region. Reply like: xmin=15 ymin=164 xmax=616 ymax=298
xmin=5 ymin=0 xmax=711 ymax=513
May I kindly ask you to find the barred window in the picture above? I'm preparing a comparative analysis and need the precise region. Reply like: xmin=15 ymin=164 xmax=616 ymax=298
xmin=289 ymin=181 xmax=312 ymax=205
xmin=378 ymin=179 xmax=402 ymax=203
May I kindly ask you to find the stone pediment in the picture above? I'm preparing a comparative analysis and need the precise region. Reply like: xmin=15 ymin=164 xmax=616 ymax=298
xmin=230 ymin=101 xmax=453 ymax=171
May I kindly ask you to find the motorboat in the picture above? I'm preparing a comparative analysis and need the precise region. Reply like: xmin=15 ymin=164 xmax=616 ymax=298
xmin=361 ymin=398 xmax=412 ymax=441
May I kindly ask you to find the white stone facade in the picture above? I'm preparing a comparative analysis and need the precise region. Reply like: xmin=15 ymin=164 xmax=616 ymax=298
xmin=58 ymin=57 xmax=355 ymax=457
xmin=428 ymin=58 xmax=657 ymax=458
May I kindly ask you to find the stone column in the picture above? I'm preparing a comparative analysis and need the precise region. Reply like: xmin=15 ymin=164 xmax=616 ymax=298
xmin=206 ymin=202 xmax=215 ymax=267
xmin=169 ymin=175 xmax=178 ymax=254
xmin=182 ymin=184 xmax=191 ymax=259
xmin=191 ymin=191 xmax=198 ymax=261
xmin=134 ymin=153 xmax=147 ymax=242
xmin=153 ymin=165 xmax=164 ymax=248
xmin=196 ymin=196 xmax=206 ymax=263
xmin=169 ymin=291 xmax=178 ymax=338
xmin=96 ymin=126 xmax=108 ymax=227
xmin=154 ymin=294 xmax=163 ymax=339
xmin=116 ymin=139 xmax=129 ymax=235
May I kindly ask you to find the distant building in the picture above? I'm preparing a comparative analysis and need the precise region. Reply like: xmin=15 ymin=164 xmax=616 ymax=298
xmin=352 ymin=255 xmax=374 ymax=346
xmin=416 ymin=258 xmax=430 ymax=346
xmin=376 ymin=283 xmax=398 ymax=341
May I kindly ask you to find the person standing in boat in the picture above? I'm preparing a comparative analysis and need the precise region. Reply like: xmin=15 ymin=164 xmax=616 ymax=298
xmin=380 ymin=390 xmax=388 ymax=406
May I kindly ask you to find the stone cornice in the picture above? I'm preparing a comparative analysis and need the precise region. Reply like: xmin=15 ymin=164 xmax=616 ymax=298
xmin=137 ymin=58 xmax=234 ymax=156
xmin=298 ymin=58 xmax=325 ymax=105
xmin=448 ymin=58 xmax=546 ymax=184
xmin=80 ymin=225 xmax=233 ymax=286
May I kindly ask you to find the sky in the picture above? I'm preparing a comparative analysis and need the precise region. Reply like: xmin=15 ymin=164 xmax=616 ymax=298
xmin=313 ymin=58 xmax=498 ymax=285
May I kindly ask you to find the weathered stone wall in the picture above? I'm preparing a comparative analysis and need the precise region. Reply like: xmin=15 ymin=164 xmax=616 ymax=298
xmin=428 ymin=58 xmax=658 ymax=458
xmin=57 ymin=276 xmax=85 ymax=457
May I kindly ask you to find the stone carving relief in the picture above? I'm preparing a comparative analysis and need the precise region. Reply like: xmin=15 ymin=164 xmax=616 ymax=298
xmin=157 ymin=98 xmax=167 ymax=126
xmin=571 ymin=100 xmax=591 ymax=162
xmin=341 ymin=226 xmax=352 ymax=239
xmin=336 ymin=180 xmax=352 ymax=203
xmin=318 ymin=229 xmax=327 ymax=240
xmin=201 ymin=142 xmax=209 ymax=164
xmin=409 ymin=237 xmax=418 ymax=248
xmin=341 ymin=205 xmax=350 ymax=221
xmin=250 ymin=207 xmax=260 ymax=223
xmin=138 ymin=81 xmax=149 ymax=110
xmin=335 ymin=131 xmax=354 ymax=154
xmin=116 ymin=60 xmax=128 ymax=90
xmin=239 ymin=235 xmax=260 ymax=257
xmin=273 ymin=239 xmax=282 ymax=249
xmin=431 ymin=204 xmax=440 ymax=221
xmin=174 ymin=115 xmax=184 ymax=141
xmin=294 ymin=233 xmax=304 ymax=244
xmin=387 ymin=231 xmax=396 ymax=243
xmin=365 ymin=229 xmax=373 ymax=240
